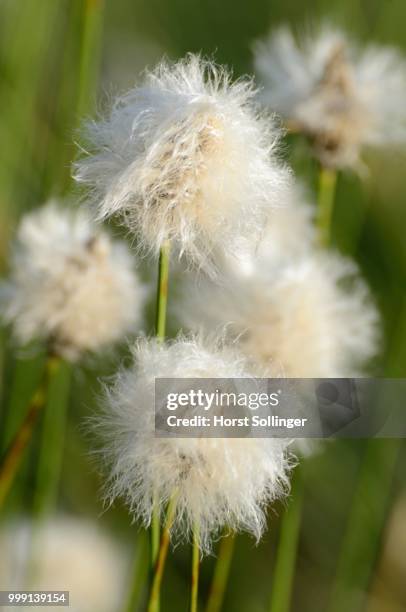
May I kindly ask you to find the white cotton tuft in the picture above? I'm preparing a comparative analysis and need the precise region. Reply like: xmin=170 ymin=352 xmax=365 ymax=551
xmin=73 ymin=54 xmax=290 ymax=269
xmin=1 ymin=203 xmax=144 ymax=360
xmin=253 ymin=26 xmax=406 ymax=169
xmin=220 ymin=181 xmax=316 ymax=276
xmin=0 ymin=516 xmax=128 ymax=612
xmin=97 ymin=336 xmax=291 ymax=553
xmin=179 ymin=253 xmax=380 ymax=377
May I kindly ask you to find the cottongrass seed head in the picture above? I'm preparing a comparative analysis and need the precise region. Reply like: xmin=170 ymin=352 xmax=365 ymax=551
xmin=0 ymin=516 xmax=127 ymax=612
xmin=1 ymin=203 xmax=144 ymax=360
xmin=97 ymin=336 xmax=291 ymax=553
xmin=220 ymin=180 xmax=316 ymax=276
xmin=180 ymin=253 xmax=380 ymax=377
xmin=254 ymin=25 xmax=406 ymax=169
xmin=74 ymin=54 xmax=290 ymax=269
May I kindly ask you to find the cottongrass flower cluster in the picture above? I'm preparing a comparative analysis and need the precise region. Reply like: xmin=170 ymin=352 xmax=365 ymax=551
xmin=180 ymin=252 xmax=379 ymax=377
xmin=254 ymin=26 xmax=406 ymax=169
xmin=0 ymin=516 xmax=127 ymax=612
xmin=1 ymin=203 xmax=144 ymax=360
xmin=0 ymin=27 xmax=396 ymax=612
xmin=74 ymin=54 xmax=290 ymax=268
xmin=98 ymin=336 xmax=291 ymax=553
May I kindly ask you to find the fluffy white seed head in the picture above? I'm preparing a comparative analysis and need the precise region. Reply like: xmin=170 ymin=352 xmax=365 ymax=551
xmin=74 ymin=54 xmax=290 ymax=268
xmin=220 ymin=181 xmax=316 ymax=276
xmin=0 ymin=516 xmax=127 ymax=612
xmin=180 ymin=253 xmax=380 ymax=377
xmin=97 ymin=336 xmax=291 ymax=553
xmin=1 ymin=203 xmax=144 ymax=360
xmin=254 ymin=26 xmax=406 ymax=169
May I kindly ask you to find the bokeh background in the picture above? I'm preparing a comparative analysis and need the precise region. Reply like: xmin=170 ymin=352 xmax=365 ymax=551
xmin=0 ymin=1 xmax=405 ymax=611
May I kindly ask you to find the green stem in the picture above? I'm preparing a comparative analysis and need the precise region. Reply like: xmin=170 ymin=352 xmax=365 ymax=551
xmin=206 ymin=535 xmax=235 ymax=612
xmin=0 ymin=0 xmax=59 ymax=232
xmin=150 ymin=240 xmax=171 ymax=592
xmin=155 ymin=241 xmax=171 ymax=341
xmin=327 ymin=439 xmax=400 ymax=612
xmin=76 ymin=0 xmax=105 ymax=121
xmin=54 ymin=0 xmax=105 ymax=192
xmin=33 ymin=359 xmax=71 ymax=519
xmin=269 ymin=471 xmax=303 ymax=612
xmin=0 ymin=328 xmax=6 ymax=422
xmin=151 ymin=491 xmax=161 ymax=569
xmin=148 ymin=494 xmax=178 ymax=612
xmin=1 ymin=354 xmax=46 ymax=454
xmin=317 ymin=167 xmax=337 ymax=248
xmin=124 ymin=530 xmax=149 ymax=612
xmin=191 ymin=524 xmax=200 ymax=612
xmin=0 ymin=355 xmax=61 ymax=510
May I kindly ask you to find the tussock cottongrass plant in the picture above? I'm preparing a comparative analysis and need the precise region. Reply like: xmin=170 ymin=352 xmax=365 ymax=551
xmin=254 ymin=26 xmax=406 ymax=170
xmin=97 ymin=336 xmax=291 ymax=554
xmin=1 ymin=203 xmax=144 ymax=360
xmin=74 ymin=54 xmax=290 ymax=268
xmin=0 ymin=517 xmax=127 ymax=612
xmin=180 ymin=253 xmax=379 ymax=377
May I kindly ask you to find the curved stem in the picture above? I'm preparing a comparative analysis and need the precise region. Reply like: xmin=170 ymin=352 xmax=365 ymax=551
xmin=317 ymin=166 xmax=337 ymax=248
xmin=206 ymin=534 xmax=235 ymax=612
xmin=148 ymin=493 xmax=177 ymax=612
xmin=269 ymin=471 xmax=303 ymax=612
xmin=0 ymin=355 xmax=61 ymax=509
xmin=191 ymin=524 xmax=200 ymax=612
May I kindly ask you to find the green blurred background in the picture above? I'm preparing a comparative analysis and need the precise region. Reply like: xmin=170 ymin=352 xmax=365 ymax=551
xmin=0 ymin=1 xmax=405 ymax=611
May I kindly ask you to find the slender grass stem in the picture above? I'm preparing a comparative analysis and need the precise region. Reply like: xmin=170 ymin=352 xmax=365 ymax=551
xmin=206 ymin=534 xmax=235 ymax=612
xmin=327 ymin=439 xmax=400 ymax=612
xmin=317 ymin=167 xmax=337 ymax=248
xmin=126 ymin=240 xmax=171 ymax=612
xmin=0 ymin=328 xmax=6 ymax=421
xmin=0 ymin=355 xmax=61 ymax=510
xmin=155 ymin=241 xmax=171 ymax=341
xmin=191 ymin=524 xmax=200 ymax=612
xmin=269 ymin=471 xmax=303 ymax=612
xmin=0 ymin=0 xmax=59 ymax=236
xmin=76 ymin=0 xmax=105 ymax=121
xmin=150 ymin=240 xmax=171 ymax=592
xmin=0 ymin=353 xmax=44 ymax=455
xmin=124 ymin=530 xmax=149 ymax=612
xmin=148 ymin=493 xmax=178 ymax=612
xmin=151 ymin=490 xmax=161 ymax=573
xmin=33 ymin=360 xmax=71 ymax=519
